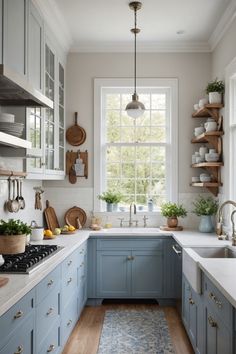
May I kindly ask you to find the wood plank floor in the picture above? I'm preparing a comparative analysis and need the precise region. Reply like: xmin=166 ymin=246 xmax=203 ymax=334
xmin=62 ymin=303 xmax=194 ymax=354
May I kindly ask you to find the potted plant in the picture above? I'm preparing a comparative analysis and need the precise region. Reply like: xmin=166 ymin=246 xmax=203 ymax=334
xmin=161 ymin=202 xmax=187 ymax=228
xmin=0 ymin=219 xmax=31 ymax=254
xmin=206 ymin=78 xmax=224 ymax=104
xmin=98 ymin=191 xmax=123 ymax=212
xmin=192 ymin=196 xmax=218 ymax=233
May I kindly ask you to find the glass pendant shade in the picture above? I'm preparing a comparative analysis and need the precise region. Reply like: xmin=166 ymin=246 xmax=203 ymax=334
xmin=126 ymin=93 xmax=145 ymax=118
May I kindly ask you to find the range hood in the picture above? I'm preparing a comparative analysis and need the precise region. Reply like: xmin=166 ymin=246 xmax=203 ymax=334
xmin=0 ymin=65 xmax=53 ymax=108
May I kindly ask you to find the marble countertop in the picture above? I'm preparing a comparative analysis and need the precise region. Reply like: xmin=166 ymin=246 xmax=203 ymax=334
xmin=0 ymin=228 xmax=234 ymax=316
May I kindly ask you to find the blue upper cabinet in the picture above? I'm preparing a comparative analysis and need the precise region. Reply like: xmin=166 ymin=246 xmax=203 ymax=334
xmin=28 ymin=1 xmax=44 ymax=92
xmin=2 ymin=0 xmax=28 ymax=77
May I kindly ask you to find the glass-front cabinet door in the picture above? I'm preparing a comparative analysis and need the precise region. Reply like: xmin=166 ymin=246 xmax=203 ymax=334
xmin=26 ymin=107 xmax=44 ymax=174
xmin=45 ymin=43 xmax=56 ymax=174
xmin=58 ymin=62 xmax=65 ymax=172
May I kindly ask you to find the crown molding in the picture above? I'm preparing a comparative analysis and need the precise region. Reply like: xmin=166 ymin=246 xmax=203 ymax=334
xmin=70 ymin=40 xmax=211 ymax=53
xmin=32 ymin=0 xmax=73 ymax=54
xmin=208 ymin=0 xmax=236 ymax=51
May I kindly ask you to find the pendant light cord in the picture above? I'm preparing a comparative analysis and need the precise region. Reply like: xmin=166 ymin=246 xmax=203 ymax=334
xmin=134 ymin=7 xmax=137 ymax=95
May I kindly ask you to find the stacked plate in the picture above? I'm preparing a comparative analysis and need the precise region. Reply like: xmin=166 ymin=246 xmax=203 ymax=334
xmin=0 ymin=113 xmax=24 ymax=137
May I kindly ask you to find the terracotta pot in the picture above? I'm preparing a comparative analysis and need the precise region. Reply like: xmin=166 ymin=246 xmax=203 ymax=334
xmin=167 ymin=217 xmax=178 ymax=228
xmin=0 ymin=234 xmax=26 ymax=254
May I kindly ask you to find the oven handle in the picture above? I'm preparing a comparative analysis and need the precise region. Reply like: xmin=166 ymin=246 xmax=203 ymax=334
xmin=172 ymin=244 xmax=182 ymax=257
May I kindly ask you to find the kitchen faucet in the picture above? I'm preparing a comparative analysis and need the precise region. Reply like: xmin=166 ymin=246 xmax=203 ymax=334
xmin=129 ymin=202 xmax=137 ymax=227
xmin=231 ymin=210 xmax=236 ymax=246
xmin=216 ymin=200 xmax=236 ymax=238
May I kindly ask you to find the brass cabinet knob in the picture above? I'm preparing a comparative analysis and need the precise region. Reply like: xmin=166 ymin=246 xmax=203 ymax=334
xmin=46 ymin=307 xmax=54 ymax=316
xmin=208 ymin=316 xmax=217 ymax=327
xmin=14 ymin=310 xmax=23 ymax=319
xmin=47 ymin=279 xmax=54 ymax=286
xmin=47 ymin=344 xmax=55 ymax=352
xmin=67 ymin=319 xmax=72 ymax=326
xmin=67 ymin=260 xmax=72 ymax=266
xmin=189 ymin=298 xmax=195 ymax=305
xmin=14 ymin=346 xmax=23 ymax=354
xmin=127 ymin=256 xmax=132 ymax=260
xmin=67 ymin=277 xmax=72 ymax=284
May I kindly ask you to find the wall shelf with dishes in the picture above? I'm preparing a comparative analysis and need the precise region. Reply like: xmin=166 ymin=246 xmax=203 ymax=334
xmin=190 ymin=103 xmax=224 ymax=196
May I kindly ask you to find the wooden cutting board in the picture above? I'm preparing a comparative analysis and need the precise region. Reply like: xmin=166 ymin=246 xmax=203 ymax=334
xmin=0 ymin=277 xmax=9 ymax=288
xmin=64 ymin=206 xmax=87 ymax=228
xmin=44 ymin=200 xmax=60 ymax=231
xmin=160 ymin=226 xmax=183 ymax=231
xmin=66 ymin=112 xmax=86 ymax=146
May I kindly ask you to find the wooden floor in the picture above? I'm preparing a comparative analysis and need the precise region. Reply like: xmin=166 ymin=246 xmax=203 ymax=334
xmin=62 ymin=303 xmax=194 ymax=354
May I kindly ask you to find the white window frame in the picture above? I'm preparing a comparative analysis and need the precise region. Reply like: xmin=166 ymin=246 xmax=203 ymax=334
xmin=94 ymin=78 xmax=178 ymax=212
xmin=225 ymin=57 xmax=236 ymax=200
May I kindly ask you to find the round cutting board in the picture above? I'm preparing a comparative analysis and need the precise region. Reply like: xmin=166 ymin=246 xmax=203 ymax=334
xmin=64 ymin=206 xmax=87 ymax=228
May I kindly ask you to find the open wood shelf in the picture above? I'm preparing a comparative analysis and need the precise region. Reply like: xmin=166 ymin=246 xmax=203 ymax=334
xmin=191 ymin=162 xmax=223 ymax=168
xmin=191 ymin=131 xmax=224 ymax=144
xmin=192 ymin=104 xmax=224 ymax=118
xmin=190 ymin=182 xmax=222 ymax=187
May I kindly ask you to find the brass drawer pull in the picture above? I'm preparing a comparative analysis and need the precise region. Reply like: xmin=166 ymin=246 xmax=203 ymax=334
xmin=127 ymin=256 xmax=132 ymax=260
xmin=14 ymin=345 xmax=23 ymax=354
xmin=47 ymin=344 xmax=55 ymax=352
xmin=209 ymin=292 xmax=222 ymax=308
xmin=46 ymin=307 xmax=54 ymax=316
xmin=67 ymin=319 xmax=72 ymax=326
xmin=189 ymin=298 xmax=195 ymax=305
xmin=208 ymin=316 xmax=217 ymax=327
xmin=67 ymin=260 xmax=72 ymax=266
xmin=47 ymin=279 xmax=54 ymax=286
xmin=67 ymin=277 xmax=72 ymax=284
xmin=14 ymin=310 xmax=23 ymax=319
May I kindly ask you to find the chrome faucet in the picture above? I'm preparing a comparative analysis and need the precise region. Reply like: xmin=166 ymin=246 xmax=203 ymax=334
xmin=231 ymin=210 xmax=236 ymax=246
xmin=216 ymin=200 xmax=236 ymax=237
xmin=129 ymin=202 xmax=137 ymax=227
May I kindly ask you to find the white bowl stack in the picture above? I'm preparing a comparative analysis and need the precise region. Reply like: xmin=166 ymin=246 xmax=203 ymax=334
xmin=0 ymin=113 xmax=24 ymax=137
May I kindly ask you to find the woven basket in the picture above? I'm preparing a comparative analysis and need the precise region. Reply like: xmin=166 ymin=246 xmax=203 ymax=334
xmin=0 ymin=234 xmax=26 ymax=254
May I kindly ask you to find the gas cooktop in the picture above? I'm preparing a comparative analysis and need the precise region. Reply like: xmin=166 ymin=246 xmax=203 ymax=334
xmin=0 ymin=244 xmax=63 ymax=274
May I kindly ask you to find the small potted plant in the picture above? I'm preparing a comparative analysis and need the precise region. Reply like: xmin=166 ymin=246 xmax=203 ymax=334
xmin=98 ymin=191 xmax=123 ymax=212
xmin=192 ymin=196 xmax=218 ymax=233
xmin=161 ymin=202 xmax=187 ymax=229
xmin=0 ymin=219 xmax=31 ymax=254
xmin=206 ymin=78 xmax=224 ymax=104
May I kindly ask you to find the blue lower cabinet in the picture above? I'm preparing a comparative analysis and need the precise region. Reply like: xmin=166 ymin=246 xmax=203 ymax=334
xmin=97 ymin=250 xmax=131 ymax=297
xmin=131 ymin=250 xmax=163 ymax=297
xmin=61 ymin=293 xmax=78 ymax=347
xmin=204 ymin=304 xmax=232 ymax=354
xmin=0 ymin=312 xmax=34 ymax=354
xmin=0 ymin=288 xmax=35 ymax=350
xmin=37 ymin=318 xmax=61 ymax=354
xmin=182 ymin=276 xmax=204 ymax=354
xmin=36 ymin=284 xmax=60 ymax=350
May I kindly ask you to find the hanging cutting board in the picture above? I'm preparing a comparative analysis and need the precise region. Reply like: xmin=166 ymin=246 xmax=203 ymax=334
xmin=0 ymin=277 xmax=9 ymax=288
xmin=44 ymin=200 xmax=60 ymax=231
xmin=66 ymin=112 xmax=86 ymax=146
xmin=64 ymin=206 xmax=87 ymax=228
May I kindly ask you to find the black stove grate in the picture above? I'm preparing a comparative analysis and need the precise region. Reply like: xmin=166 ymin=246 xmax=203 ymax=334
xmin=0 ymin=244 xmax=61 ymax=274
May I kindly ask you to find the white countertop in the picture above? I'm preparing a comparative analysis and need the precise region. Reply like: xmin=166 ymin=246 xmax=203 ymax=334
xmin=0 ymin=227 xmax=234 ymax=316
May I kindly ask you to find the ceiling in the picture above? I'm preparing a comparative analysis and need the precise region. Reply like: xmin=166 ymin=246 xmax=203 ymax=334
xmin=46 ymin=0 xmax=233 ymax=52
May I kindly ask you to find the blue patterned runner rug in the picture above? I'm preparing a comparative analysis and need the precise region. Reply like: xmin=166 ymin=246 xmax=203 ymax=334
xmin=97 ymin=309 xmax=175 ymax=354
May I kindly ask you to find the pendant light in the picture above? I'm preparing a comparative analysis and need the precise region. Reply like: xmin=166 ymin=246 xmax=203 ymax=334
xmin=125 ymin=1 xmax=145 ymax=119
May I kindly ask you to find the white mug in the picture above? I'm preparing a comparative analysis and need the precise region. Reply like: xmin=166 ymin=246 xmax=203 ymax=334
xmin=204 ymin=121 xmax=217 ymax=132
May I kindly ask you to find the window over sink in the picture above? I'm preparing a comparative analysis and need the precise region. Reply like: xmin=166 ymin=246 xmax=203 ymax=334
xmin=94 ymin=78 xmax=178 ymax=212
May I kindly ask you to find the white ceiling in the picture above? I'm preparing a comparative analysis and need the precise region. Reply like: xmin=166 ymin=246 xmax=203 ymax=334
xmin=45 ymin=0 xmax=233 ymax=52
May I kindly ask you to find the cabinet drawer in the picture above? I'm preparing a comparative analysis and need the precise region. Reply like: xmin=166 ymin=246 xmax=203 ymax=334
xmin=36 ymin=284 xmax=60 ymax=349
xmin=203 ymin=275 xmax=232 ymax=328
xmin=0 ymin=288 xmax=35 ymax=350
xmin=37 ymin=318 xmax=60 ymax=354
xmin=36 ymin=266 xmax=61 ymax=305
xmin=78 ymin=242 xmax=87 ymax=264
xmin=61 ymin=268 xmax=78 ymax=310
xmin=62 ymin=249 xmax=78 ymax=281
xmin=61 ymin=294 xmax=78 ymax=346
xmin=97 ymin=239 xmax=163 ymax=251
xmin=0 ymin=312 xmax=34 ymax=354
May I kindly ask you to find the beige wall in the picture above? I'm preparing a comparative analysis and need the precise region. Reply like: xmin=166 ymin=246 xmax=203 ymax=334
xmin=44 ymin=52 xmax=211 ymax=198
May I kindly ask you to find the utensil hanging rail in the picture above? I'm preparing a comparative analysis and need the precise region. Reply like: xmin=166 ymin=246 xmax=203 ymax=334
xmin=0 ymin=169 xmax=27 ymax=179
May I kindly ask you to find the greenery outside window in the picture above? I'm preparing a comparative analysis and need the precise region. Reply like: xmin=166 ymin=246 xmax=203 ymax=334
xmin=94 ymin=79 xmax=178 ymax=212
